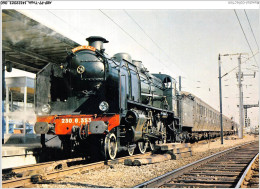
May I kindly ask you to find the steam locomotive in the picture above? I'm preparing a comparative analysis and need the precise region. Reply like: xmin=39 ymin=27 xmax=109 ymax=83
xmin=34 ymin=36 xmax=235 ymax=159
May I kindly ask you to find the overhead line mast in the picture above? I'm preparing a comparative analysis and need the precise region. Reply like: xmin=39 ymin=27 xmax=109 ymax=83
xmin=219 ymin=53 xmax=253 ymax=139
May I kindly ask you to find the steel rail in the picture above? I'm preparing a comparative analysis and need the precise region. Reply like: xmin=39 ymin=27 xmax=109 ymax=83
xmin=235 ymin=153 xmax=259 ymax=188
xmin=134 ymin=141 xmax=258 ymax=188
xmin=2 ymin=152 xmax=151 ymax=188
xmin=2 ymin=157 xmax=85 ymax=177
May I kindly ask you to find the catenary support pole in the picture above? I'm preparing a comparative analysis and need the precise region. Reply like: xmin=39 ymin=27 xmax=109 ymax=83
xmin=23 ymin=86 xmax=27 ymax=136
xmin=5 ymin=85 xmax=9 ymax=135
xmin=238 ymin=54 xmax=243 ymax=139
xmin=218 ymin=54 xmax=224 ymax=144
xmin=179 ymin=76 xmax=181 ymax=91
xmin=178 ymin=76 xmax=182 ymax=132
xmin=2 ymin=51 xmax=6 ymax=143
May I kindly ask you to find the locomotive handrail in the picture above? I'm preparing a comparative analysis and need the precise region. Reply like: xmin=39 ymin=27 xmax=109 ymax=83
xmin=127 ymin=100 xmax=174 ymax=114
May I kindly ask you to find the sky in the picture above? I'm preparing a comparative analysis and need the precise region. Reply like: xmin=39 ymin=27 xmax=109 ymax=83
xmin=4 ymin=3 xmax=259 ymax=127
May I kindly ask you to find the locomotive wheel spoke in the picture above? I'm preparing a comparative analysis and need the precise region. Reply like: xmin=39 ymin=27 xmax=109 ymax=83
xmin=149 ymin=140 xmax=156 ymax=151
xmin=127 ymin=144 xmax=135 ymax=156
xmin=104 ymin=133 xmax=118 ymax=160
xmin=137 ymin=141 xmax=148 ymax=154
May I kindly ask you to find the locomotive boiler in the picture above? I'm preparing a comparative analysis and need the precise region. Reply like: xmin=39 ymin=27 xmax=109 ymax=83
xmin=34 ymin=36 xmax=180 ymax=159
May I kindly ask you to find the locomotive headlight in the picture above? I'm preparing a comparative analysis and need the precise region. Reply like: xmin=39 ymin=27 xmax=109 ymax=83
xmin=41 ymin=104 xmax=51 ymax=113
xmin=99 ymin=101 xmax=109 ymax=112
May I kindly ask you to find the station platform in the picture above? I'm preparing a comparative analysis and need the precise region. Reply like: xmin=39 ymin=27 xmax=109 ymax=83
xmin=3 ymin=133 xmax=41 ymax=144
xmin=2 ymin=134 xmax=62 ymax=169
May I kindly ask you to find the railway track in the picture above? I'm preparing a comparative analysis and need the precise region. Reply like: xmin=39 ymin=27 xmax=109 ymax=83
xmin=2 ymin=157 xmax=86 ymax=180
xmin=134 ymin=141 xmax=259 ymax=188
xmin=236 ymin=153 xmax=259 ymax=188
xmin=2 ymin=152 xmax=151 ymax=188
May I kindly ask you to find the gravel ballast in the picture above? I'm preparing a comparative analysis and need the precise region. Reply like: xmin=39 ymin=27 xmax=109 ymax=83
xmin=35 ymin=135 xmax=259 ymax=188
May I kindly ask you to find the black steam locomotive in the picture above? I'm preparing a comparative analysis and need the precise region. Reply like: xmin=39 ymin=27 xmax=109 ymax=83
xmin=34 ymin=36 xmax=235 ymax=159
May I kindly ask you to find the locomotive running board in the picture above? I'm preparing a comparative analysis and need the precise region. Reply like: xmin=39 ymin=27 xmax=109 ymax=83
xmin=127 ymin=100 xmax=175 ymax=114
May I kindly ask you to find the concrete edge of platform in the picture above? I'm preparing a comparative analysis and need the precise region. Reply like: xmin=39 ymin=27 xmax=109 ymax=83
xmin=2 ymin=134 xmax=62 ymax=157
xmin=2 ymin=147 xmax=42 ymax=157
xmin=3 ymin=133 xmax=41 ymax=144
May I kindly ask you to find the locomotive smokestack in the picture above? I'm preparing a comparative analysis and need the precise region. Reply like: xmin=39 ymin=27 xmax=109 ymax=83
xmin=86 ymin=36 xmax=109 ymax=51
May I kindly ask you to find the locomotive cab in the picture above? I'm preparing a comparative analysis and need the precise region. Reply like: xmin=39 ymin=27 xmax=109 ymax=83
xmin=152 ymin=74 xmax=177 ymax=113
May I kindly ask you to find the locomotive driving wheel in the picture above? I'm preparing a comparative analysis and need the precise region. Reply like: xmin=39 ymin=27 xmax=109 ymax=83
xmin=137 ymin=141 xmax=148 ymax=154
xmin=127 ymin=143 xmax=135 ymax=156
xmin=104 ymin=132 xmax=118 ymax=160
xmin=149 ymin=139 xmax=158 ymax=151
xmin=149 ymin=141 xmax=155 ymax=151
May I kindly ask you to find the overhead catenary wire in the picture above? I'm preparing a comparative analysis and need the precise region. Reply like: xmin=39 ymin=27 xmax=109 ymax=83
xmin=234 ymin=10 xmax=259 ymax=68
xmin=49 ymin=9 xmax=171 ymax=74
xmin=123 ymin=10 xmax=164 ymax=54
xmin=222 ymin=51 xmax=259 ymax=78
xmin=48 ymin=9 xmax=166 ymax=71
xmin=99 ymin=9 xmax=172 ymax=72
xmin=47 ymin=10 xmax=86 ymax=41
xmin=244 ymin=10 xmax=259 ymax=51
xmin=181 ymin=76 xmax=218 ymax=92
xmin=214 ymin=52 xmax=258 ymax=98
xmin=123 ymin=10 xmax=183 ymax=73
xmin=242 ymin=51 xmax=259 ymax=65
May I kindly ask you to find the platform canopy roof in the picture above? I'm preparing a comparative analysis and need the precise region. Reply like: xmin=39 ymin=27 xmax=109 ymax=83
xmin=2 ymin=10 xmax=80 ymax=73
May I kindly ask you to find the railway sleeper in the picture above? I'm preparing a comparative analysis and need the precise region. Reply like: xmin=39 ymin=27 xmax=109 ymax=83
xmin=220 ymin=155 xmax=256 ymax=158
xmin=194 ymin=168 xmax=245 ymax=172
xmin=196 ymin=165 xmax=247 ymax=169
xmin=231 ymin=153 xmax=259 ymax=156
xmin=249 ymin=178 xmax=259 ymax=184
xmin=213 ymin=160 xmax=252 ymax=163
xmin=249 ymin=184 xmax=259 ymax=188
xmin=171 ymin=178 xmax=238 ymax=184
xmin=184 ymin=172 xmax=241 ymax=176
xmin=209 ymin=162 xmax=250 ymax=165
xmin=31 ymin=174 xmax=47 ymax=184
xmin=205 ymin=164 xmax=248 ymax=167
xmin=175 ymin=176 xmax=238 ymax=181
xmin=163 ymin=183 xmax=233 ymax=188
xmin=235 ymin=152 xmax=259 ymax=154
